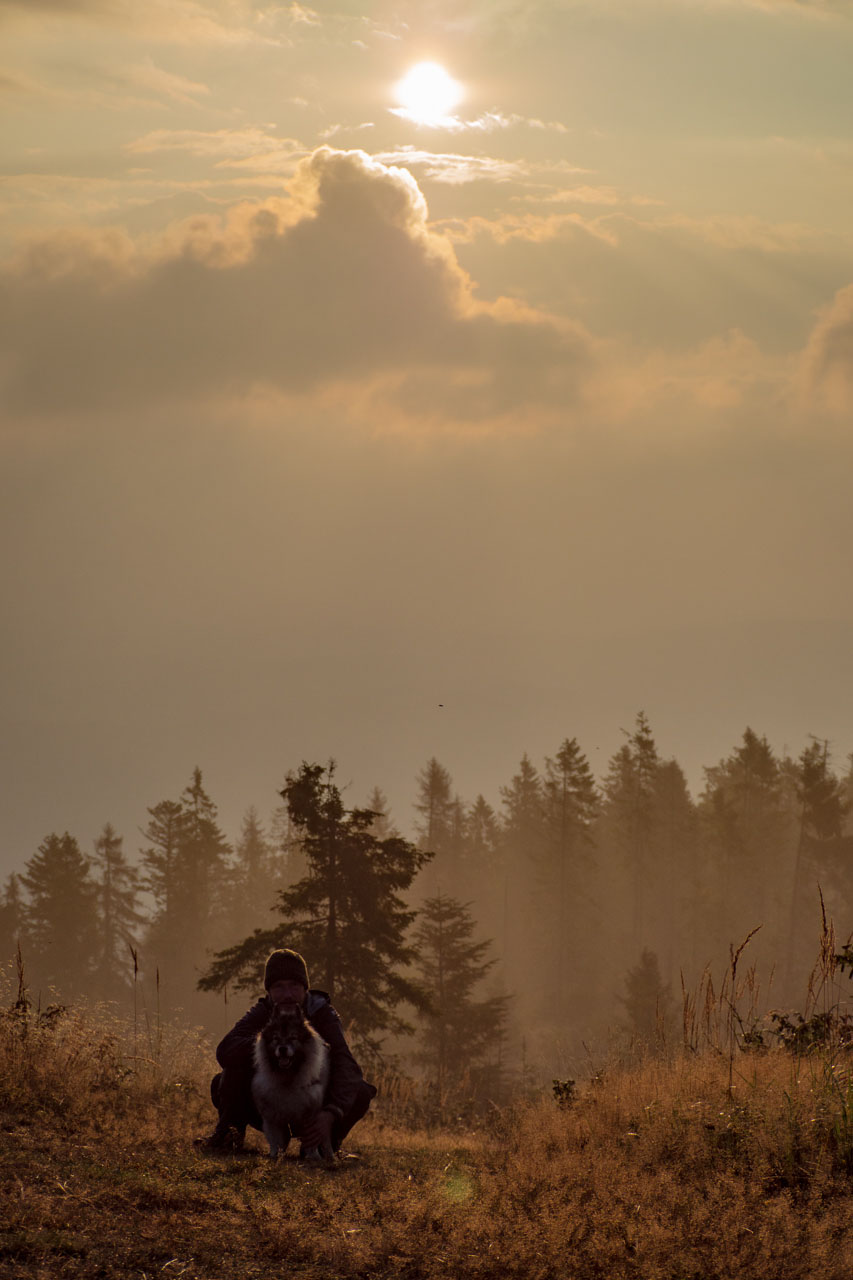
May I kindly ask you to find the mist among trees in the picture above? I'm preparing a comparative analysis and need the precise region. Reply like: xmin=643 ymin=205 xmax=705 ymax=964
xmin=2 ymin=715 xmax=852 ymax=1089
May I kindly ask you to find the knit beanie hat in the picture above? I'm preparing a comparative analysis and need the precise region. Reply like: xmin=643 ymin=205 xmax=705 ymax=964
xmin=264 ymin=948 xmax=309 ymax=991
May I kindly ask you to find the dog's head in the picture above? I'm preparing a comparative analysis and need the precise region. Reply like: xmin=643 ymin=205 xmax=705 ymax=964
xmin=261 ymin=1001 xmax=310 ymax=1073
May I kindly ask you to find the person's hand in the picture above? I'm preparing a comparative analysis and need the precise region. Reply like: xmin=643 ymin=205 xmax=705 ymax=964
xmin=301 ymin=1108 xmax=334 ymax=1148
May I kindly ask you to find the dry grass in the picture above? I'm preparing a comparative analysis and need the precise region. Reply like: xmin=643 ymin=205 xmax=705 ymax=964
xmin=4 ymin=968 xmax=853 ymax=1279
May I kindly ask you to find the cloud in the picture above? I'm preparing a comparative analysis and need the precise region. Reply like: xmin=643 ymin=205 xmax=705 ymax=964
xmin=371 ymin=148 xmax=587 ymax=188
xmin=592 ymin=328 xmax=791 ymax=425
xmin=372 ymin=147 xmax=531 ymax=186
xmin=801 ymin=281 xmax=853 ymax=408
xmin=736 ymin=0 xmax=851 ymax=17
xmin=387 ymin=108 xmax=569 ymax=135
xmin=126 ymin=127 xmax=302 ymax=161
xmin=438 ymin=210 xmax=620 ymax=247
xmin=125 ymin=60 xmax=210 ymax=107
xmin=286 ymin=2 xmax=319 ymax=24
xmin=637 ymin=212 xmax=821 ymax=253
xmin=442 ymin=204 xmax=823 ymax=254
xmin=0 ymin=0 xmax=280 ymax=44
xmin=0 ymin=148 xmax=592 ymax=424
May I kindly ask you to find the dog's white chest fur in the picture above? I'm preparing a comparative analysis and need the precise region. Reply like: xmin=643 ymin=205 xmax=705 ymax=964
xmin=251 ymin=1011 xmax=330 ymax=1158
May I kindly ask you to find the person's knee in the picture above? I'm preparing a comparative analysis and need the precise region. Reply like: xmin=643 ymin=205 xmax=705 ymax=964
xmin=330 ymin=1080 xmax=377 ymax=1149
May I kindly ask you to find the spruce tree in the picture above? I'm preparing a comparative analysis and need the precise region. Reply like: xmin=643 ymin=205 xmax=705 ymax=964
xmin=0 ymin=873 xmax=24 ymax=970
xmin=230 ymin=807 xmax=280 ymax=940
xmin=541 ymin=738 xmax=599 ymax=1024
xmin=91 ymin=823 xmax=144 ymax=1002
xmin=140 ymin=798 xmax=184 ymax=985
xmin=498 ymin=754 xmax=545 ymax=990
xmin=459 ymin=794 xmax=504 ymax=935
xmin=19 ymin=833 xmax=98 ymax=999
xmin=414 ymin=758 xmax=464 ymax=895
xmin=178 ymin=767 xmax=232 ymax=944
xmin=365 ymin=786 xmax=398 ymax=839
xmin=600 ymin=712 xmax=661 ymax=956
xmin=270 ymin=798 xmax=306 ymax=891
xmin=700 ymin=728 xmax=795 ymax=978
xmin=412 ymin=892 xmax=509 ymax=1094
xmin=784 ymin=740 xmax=848 ymax=987
xmin=653 ymin=758 xmax=701 ymax=977
xmin=140 ymin=769 xmax=231 ymax=1015
xmin=200 ymin=761 xmax=432 ymax=1055
xmin=619 ymin=948 xmax=675 ymax=1048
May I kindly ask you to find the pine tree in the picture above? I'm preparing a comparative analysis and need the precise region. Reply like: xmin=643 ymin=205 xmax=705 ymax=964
xmin=200 ymin=761 xmax=432 ymax=1056
xmin=459 ymin=794 xmax=503 ymax=925
xmin=141 ymin=769 xmax=232 ymax=1015
xmin=619 ymin=948 xmax=675 ymax=1048
xmin=412 ymin=892 xmax=509 ymax=1094
xmin=140 ymin=797 xmax=186 ymax=1001
xmin=541 ymin=738 xmax=599 ymax=1023
xmin=0 ymin=873 xmax=24 ymax=969
xmin=700 ymin=728 xmax=795 ymax=976
xmin=365 ymin=786 xmax=398 ymax=839
xmin=652 ymin=758 xmax=701 ymax=977
xmin=178 ymin=766 xmax=232 ymax=941
xmin=784 ymin=740 xmax=849 ymax=986
xmin=270 ymin=798 xmax=306 ymax=890
xmin=414 ymin=758 xmax=454 ymax=852
xmin=230 ymin=806 xmax=279 ymax=939
xmin=19 ymin=833 xmax=98 ymax=999
xmin=498 ymin=754 xmax=545 ymax=991
xmin=598 ymin=712 xmax=663 ymax=961
xmin=414 ymin=758 xmax=464 ymax=895
xmin=91 ymin=823 xmax=144 ymax=1002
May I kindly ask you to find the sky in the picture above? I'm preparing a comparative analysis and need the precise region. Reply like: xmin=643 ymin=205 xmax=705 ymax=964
xmin=2 ymin=0 xmax=853 ymax=876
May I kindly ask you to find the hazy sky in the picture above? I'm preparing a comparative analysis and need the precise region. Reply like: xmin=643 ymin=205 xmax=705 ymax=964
xmin=3 ymin=0 xmax=853 ymax=876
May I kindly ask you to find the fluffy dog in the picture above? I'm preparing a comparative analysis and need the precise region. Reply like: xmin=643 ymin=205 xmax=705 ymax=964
xmin=251 ymin=1002 xmax=332 ymax=1160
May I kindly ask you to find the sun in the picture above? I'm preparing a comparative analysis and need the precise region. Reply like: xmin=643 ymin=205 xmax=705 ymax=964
xmin=393 ymin=61 xmax=463 ymax=126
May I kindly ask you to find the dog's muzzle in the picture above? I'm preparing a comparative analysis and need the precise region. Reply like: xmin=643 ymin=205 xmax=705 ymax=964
xmin=273 ymin=1043 xmax=298 ymax=1070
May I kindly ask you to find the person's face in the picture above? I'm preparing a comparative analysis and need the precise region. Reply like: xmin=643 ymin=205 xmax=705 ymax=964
xmin=268 ymin=978 xmax=307 ymax=1007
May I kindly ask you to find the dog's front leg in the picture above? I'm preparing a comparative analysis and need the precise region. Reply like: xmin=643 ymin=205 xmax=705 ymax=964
xmin=264 ymin=1122 xmax=289 ymax=1159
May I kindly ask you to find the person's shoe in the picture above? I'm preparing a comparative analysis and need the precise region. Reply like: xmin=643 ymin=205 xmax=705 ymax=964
xmin=194 ymin=1124 xmax=245 ymax=1153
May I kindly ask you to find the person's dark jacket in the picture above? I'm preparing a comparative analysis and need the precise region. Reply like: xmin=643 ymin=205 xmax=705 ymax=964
xmin=215 ymin=989 xmax=368 ymax=1121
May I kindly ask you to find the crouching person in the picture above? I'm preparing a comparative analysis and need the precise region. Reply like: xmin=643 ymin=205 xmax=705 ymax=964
xmin=196 ymin=948 xmax=377 ymax=1156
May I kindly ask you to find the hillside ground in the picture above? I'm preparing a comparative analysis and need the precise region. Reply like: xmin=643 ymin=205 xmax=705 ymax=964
xmin=3 ymin=993 xmax=853 ymax=1279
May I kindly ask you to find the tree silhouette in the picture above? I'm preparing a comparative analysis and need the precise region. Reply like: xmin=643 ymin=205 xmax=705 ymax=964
xmin=602 ymin=712 xmax=659 ymax=949
xmin=784 ymin=740 xmax=849 ymax=987
xmin=700 ymin=727 xmax=795 ymax=980
xmin=414 ymin=757 xmax=464 ymax=895
xmin=413 ymin=892 xmax=509 ymax=1094
xmin=200 ymin=760 xmax=432 ymax=1055
xmin=140 ymin=768 xmax=231 ymax=1014
xmin=541 ymin=737 xmax=599 ymax=1023
xmin=0 ymin=873 xmax=24 ymax=970
xmin=499 ymin=753 xmax=545 ymax=992
xmin=230 ymin=806 xmax=280 ymax=939
xmin=19 ymin=833 xmax=98 ymax=999
xmin=619 ymin=948 xmax=675 ymax=1047
xmin=91 ymin=823 xmax=144 ymax=1002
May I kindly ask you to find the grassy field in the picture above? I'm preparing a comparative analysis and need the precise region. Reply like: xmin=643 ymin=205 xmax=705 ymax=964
xmin=4 ymin=988 xmax=853 ymax=1279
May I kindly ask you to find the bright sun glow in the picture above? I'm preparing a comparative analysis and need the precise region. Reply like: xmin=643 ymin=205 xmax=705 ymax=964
xmin=393 ymin=62 xmax=463 ymax=126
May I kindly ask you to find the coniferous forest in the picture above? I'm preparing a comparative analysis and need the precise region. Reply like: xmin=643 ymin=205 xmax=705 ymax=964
xmin=3 ymin=713 xmax=853 ymax=1091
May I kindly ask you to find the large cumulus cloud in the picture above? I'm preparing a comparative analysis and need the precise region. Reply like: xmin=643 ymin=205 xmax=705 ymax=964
xmin=0 ymin=148 xmax=592 ymax=424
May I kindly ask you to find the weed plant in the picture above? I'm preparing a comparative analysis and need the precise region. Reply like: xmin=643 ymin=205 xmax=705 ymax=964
xmin=4 ymin=939 xmax=853 ymax=1279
